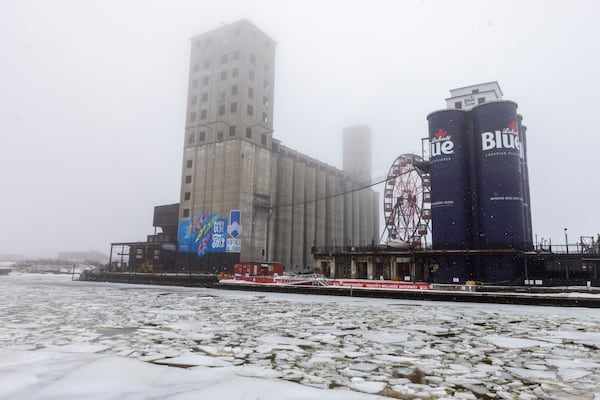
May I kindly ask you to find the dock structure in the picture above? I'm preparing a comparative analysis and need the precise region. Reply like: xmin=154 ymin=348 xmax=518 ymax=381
xmin=312 ymin=244 xmax=600 ymax=287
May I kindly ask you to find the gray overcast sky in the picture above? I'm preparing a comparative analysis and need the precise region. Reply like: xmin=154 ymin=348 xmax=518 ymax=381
xmin=1 ymin=0 xmax=598 ymax=258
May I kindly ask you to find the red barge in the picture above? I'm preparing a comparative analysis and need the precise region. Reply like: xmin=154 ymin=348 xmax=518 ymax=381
xmin=220 ymin=274 xmax=430 ymax=291
xmin=222 ymin=262 xmax=430 ymax=291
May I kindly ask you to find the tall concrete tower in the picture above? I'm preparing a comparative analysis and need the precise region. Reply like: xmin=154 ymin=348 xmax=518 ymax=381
xmin=343 ymin=125 xmax=372 ymax=183
xmin=178 ymin=20 xmax=276 ymax=263
xmin=342 ymin=125 xmax=377 ymax=248
xmin=175 ymin=20 xmax=379 ymax=271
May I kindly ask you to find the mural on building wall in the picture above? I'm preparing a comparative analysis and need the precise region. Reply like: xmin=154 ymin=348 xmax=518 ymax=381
xmin=226 ymin=210 xmax=242 ymax=253
xmin=178 ymin=210 xmax=241 ymax=256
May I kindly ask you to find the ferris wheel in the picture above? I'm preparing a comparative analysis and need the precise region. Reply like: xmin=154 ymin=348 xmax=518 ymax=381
xmin=383 ymin=154 xmax=431 ymax=247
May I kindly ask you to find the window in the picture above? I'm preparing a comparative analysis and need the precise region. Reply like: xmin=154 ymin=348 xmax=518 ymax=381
xmin=199 ymin=131 xmax=206 ymax=141
xmin=183 ymin=208 xmax=190 ymax=217
xmin=192 ymin=79 xmax=198 ymax=88
xmin=186 ymin=160 xmax=193 ymax=168
xmin=264 ymin=63 xmax=270 ymax=72
xmin=202 ymin=92 xmax=208 ymax=102
xmin=472 ymin=89 xmax=480 ymax=94
xmin=249 ymin=53 xmax=256 ymax=64
xmin=191 ymin=95 xmax=198 ymax=105
xmin=247 ymin=105 xmax=253 ymax=116
xmin=455 ymin=101 xmax=462 ymax=109
xmin=185 ymin=175 xmax=192 ymax=184
xmin=263 ymin=96 xmax=269 ymax=107
xmin=200 ymin=109 xmax=207 ymax=119
xmin=229 ymin=125 xmax=236 ymax=136
xmin=184 ymin=192 xmax=191 ymax=201
xmin=193 ymin=63 xmax=200 ymax=73
xmin=202 ymin=76 xmax=209 ymax=86
xmin=264 ymin=79 xmax=269 ymax=90
xmin=248 ymin=87 xmax=254 ymax=98
xmin=217 ymin=131 xmax=223 ymax=141
xmin=230 ymin=102 xmax=237 ymax=112
xmin=233 ymin=50 xmax=240 ymax=60
xmin=221 ymin=54 xmax=228 ymax=64
xmin=203 ymin=60 xmax=210 ymax=69
xmin=220 ymin=70 xmax=227 ymax=80
xmin=188 ymin=134 xmax=195 ymax=145
xmin=246 ymin=127 xmax=252 ymax=138
xmin=231 ymin=84 xmax=238 ymax=95
xmin=189 ymin=112 xmax=196 ymax=122
xmin=249 ymin=70 xmax=255 ymax=81
xmin=262 ymin=112 xmax=268 ymax=124
xmin=232 ymin=68 xmax=239 ymax=78
xmin=261 ymin=133 xmax=267 ymax=145
xmin=478 ymin=97 xmax=486 ymax=104
xmin=219 ymin=105 xmax=226 ymax=115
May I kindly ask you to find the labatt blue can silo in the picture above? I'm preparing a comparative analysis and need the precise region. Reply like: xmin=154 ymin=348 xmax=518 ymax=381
xmin=427 ymin=109 xmax=471 ymax=283
xmin=472 ymin=101 xmax=525 ymax=282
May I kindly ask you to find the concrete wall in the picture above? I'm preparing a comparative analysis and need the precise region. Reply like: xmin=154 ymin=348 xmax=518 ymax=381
xmin=249 ymin=143 xmax=272 ymax=261
xmin=223 ymin=140 xmax=241 ymax=213
xmin=292 ymin=161 xmax=306 ymax=268
xmin=267 ymin=152 xmax=279 ymax=262
xmin=276 ymin=156 xmax=294 ymax=266
xmin=334 ymin=178 xmax=345 ymax=250
xmin=326 ymin=173 xmax=337 ymax=248
xmin=352 ymin=188 xmax=360 ymax=245
xmin=304 ymin=165 xmax=317 ymax=268
xmin=359 ymin=189 xmax=369 ymax=245
xmin=180 ymin=137 xmax=379 ymax=268
xmin=372 ymin=190 xmax=380 ymax=243
xmin=315 ymin=168 xmax=327 ymax=248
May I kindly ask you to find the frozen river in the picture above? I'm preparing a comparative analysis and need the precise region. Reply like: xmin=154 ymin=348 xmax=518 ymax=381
xmin=1 ymin=273 xmax=599 ymax=399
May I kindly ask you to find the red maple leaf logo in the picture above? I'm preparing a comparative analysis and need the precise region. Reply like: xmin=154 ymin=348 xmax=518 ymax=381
xmin=507 ymin=121 xmax=517 ymax=131
xmin=435 ymin=129 xmax=447 ymax=138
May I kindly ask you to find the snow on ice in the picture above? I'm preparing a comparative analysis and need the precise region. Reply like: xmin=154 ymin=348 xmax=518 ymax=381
xmin=1 ymin=273 xmax=600 ymax=399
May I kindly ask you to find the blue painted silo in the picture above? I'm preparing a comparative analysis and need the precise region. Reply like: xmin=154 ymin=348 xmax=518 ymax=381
xmin=427 ymin=109 xmax=472 ymax=283
xmin=427 ymin=109 xmax=472 ymax=250
xmin=472 ymin=101 xmax=526 ymax=250
xmin=472 ymin=101 xmax=525 ymax=283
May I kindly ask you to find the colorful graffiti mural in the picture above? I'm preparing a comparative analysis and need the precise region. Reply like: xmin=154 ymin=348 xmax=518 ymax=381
xmin=178 ymin=210 xmax=241 ymax=256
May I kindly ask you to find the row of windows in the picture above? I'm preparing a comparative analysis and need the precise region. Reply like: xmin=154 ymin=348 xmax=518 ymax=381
xmin=189 ymin=104 xmax=269 ymax=122
xmin=193 ymin=52 xmax=269 ymax=71
xmin=454 ymin=97 xmax=485 ymax=109
xmin=192 ymin=69 xmax=271 ymax=88
xmin=191 ymin=87 xmax=270 ymax=106
xmin=186 ymin=129 xmax=269 ymax=145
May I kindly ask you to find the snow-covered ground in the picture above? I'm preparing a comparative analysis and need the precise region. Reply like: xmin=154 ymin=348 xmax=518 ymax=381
xmin=1 ymin=273 xmax=599 ymax=399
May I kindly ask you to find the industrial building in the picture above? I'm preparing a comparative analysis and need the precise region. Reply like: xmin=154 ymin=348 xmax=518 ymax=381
xmin=313 ymin=82 xmax=599 ymax=286
xmin=445 ymin=81 xmax=503 ymax=110
xmin=109 ymin=20 xmax=379 ymax=273
xmin=106 ymin=23 xmax=598 ymax=286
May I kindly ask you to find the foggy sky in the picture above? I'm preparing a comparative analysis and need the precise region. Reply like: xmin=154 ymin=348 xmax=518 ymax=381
xmin=1 ymin=0 xmax=598 ymax=258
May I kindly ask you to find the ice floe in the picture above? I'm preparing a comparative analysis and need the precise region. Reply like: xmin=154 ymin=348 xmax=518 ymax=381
xmin=1 ymin=273 xmax=600 ymax=399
